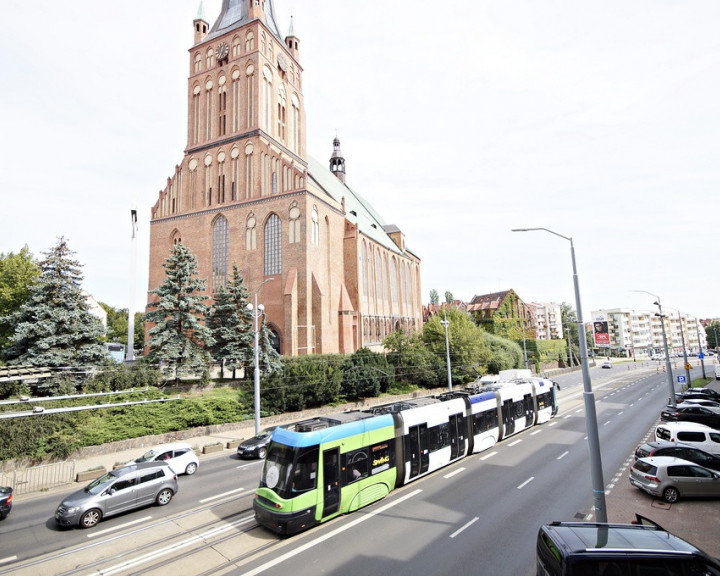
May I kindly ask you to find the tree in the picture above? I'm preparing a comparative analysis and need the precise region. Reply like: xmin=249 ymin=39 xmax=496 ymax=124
xmin=0 ymin=245 xmax=41 ymax=351
xmin=100 ymin=303 xmax=144 ymax=349
xmin=383 ymin=329 xmax=443 ymax=389
xmin=429 ymin=289 xmax=439 ymax=306
xmin=444 ymin=291 xmax=454 ymax=304
xmin=143 ymin=243 xmax=214 ymax=379
xmin=560 ymin=302 xmax=580 ymax=363
xmin=705 ymin=321 xmax=720 ymax=350
xmin=207 ymin=264 xmax=254 ymax=378
xmin=2 ymin=238 xmax=107 ymax=369
xmin=423 ymin=309 xmax=489 ymax=385
xmin=257 ymin=313 xmax=282 ymax=375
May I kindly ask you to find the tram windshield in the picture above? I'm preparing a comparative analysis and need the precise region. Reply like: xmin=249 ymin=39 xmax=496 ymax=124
xmin=260 ymin=443 xmax=319 ymax=499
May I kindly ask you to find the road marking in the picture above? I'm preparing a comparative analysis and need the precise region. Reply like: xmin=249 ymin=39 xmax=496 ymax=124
xmin=603 ymin=421 xmax=611 ymax=426
xmin=199 ymin=487 xmax=245 ymax=503
xmin=443 ymin=467 xmax=465 ymax=479
xmin=509 ymin=439 xmax=523 ymax=447
xmin=450 ymin=517 xmax=479 ymax=539
xmin=517 ymin=477 xmax=534 ymax=489
xmin=241 ymin=489 xmax=423 ymax=576
xmin=87 ymin=516 xmax=152 ymax=539
xmin=557 ymin=451 xmax=569 ymax=460
xmin=479 ymin=451 xmax=497 ymax=461
xmin=618 ymin=411 xmax=624 ymax=416
xmin=236 ymin=462 xmax=261 ymax=470
xmin=549 ymin=421 xmax=558 ymax=426
xmin=0 ymin=556 xmax=17 ymax=564
xmin=530 ymin=429 xmax=542 ymax=436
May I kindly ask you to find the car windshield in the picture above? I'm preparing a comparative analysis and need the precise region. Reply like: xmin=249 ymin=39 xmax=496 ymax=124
xmin=570 ymin=557 xmax=720 ymax=575
xmin=134 ymin=449 xmax=159 ymax=463
xmin=85 ymin=471 xmax=119 ymax=494
xmin=260 ymin=443 xmax=318 ymax=499
xmin=256 ymin=430 xmax=272 ymax=439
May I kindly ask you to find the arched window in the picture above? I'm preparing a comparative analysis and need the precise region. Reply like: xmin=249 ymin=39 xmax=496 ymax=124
xmin=188 ymin=157 xmax=198 ymax=210
xmin=212 ymin=215 xmax=229 ymax=291
xmin=311 ymin=206 xmax=319 ymax=245
xmin=206 ymin=47 xmax=214 ymax=69
xmin=231 ymin=69 xmax=241 ymax=131
xmin=390 ymin=257 xmax=398 ymax=307
xmin=288 ymin=202 xmax=301 ymax=243
xmin=245 ymin=143 xmax=254 ymax=198
xmin=191 ymin=85 xmax=201 ymax=144
xmin=218 ymin=76 xmax=227 ymax=136
xmin=246 ymin=214 xmax=257 ymax=249
xmin=262 ymin=65 xmax=273 ymax=133
xmin=375 ymin=251 xmax=383 ymax=313
xmin=264 ymin=214 xmax=282 ymax=275
xmin=232 ymin=36 xmax=241 ymax=57
xmin=291 ymin=93 xmax=300 ymax=152
xmin=245 ymin=31 xmax=255 ymax=52
xmin=261 ymin=31 xmax=266 ymax=55
xmin=277 ymin=83 xmax=286 ymax=141
xmin=361 ymin=241 xmax=368 ymax=305
xmin=246 ymin=65 xmax=255 ymax=127
xmin=193 ymin=52 xmax=202 ymax=73
xmin=205 ymin=79 xmax=214 ymax=140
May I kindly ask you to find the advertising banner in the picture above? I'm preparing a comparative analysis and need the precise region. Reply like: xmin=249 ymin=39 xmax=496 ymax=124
xmin=593 ymin=318 xmax=610 ymax=347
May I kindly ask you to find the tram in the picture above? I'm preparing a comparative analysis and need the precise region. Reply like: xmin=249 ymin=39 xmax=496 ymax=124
xmin=253 ymin=377 xmax=559 ymax=535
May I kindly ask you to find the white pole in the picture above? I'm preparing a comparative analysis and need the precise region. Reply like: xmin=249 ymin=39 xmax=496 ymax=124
xmin=125 ymin=209 xmax=138 ymax=361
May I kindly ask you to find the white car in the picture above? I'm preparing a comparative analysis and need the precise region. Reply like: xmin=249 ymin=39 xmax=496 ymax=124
xmin=128 ymin=443 xmax=199 ymax=476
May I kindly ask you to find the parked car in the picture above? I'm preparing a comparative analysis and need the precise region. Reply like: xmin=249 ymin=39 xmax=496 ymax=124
xmin=0 ymin=486 xmax=12 ymax=520
xmin=237 ymin=427 xmax=276 ymax=459
xmin=680 ymin=388 xmax=720 ymax=401
xmin=634 ymin=441 xmax=720 ymax=472
xmin=660 ymin=404 xmax=720 ymax=428
xmin=127 ymin=442 xmax=199 ymax=476
xmin=681 ymin=398 xmax=720 ymax=409
xmin=655 ymin=422 xmax=720 ymax=455
xmin=600 ymin=361 xmax=612 ymax=369
xmin=55 ymin=461 xmax=178 ymax=528
xmin=629 ymin=456 xmax=720 ymax=503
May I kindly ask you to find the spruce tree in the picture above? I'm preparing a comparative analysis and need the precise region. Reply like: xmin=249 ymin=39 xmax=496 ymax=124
xmin=207 ymin=264 xmax=254 ymax=378
xmin=258 ymin=314 xmax=282 ymax=375
xmin=2 ymin=237 xmax=107 ymax=368
xmin=143 ymin=243 xmax=214 ymax=379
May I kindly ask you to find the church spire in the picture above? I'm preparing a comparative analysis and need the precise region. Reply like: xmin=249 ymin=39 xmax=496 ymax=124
xmin=285 ymin=15 xmax=300 ymax=60
xmin=207 ymin=0 xmax=282 ymax=42
xmin=193 ymin=2 xmax=209 ymax=44
xmin=330 ymin=136 xmax=346 ymax=184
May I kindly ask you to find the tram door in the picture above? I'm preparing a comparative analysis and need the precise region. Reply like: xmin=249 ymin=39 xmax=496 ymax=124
xmin=502 ymin=399 xmax=516 ymax=437
xmin=321 ymin=448 xmax=341 ymax=517
xmin=407 ymin=424 xmax=429 ymax=479
xmin=449 ymin=414 xmax=465 ymax=460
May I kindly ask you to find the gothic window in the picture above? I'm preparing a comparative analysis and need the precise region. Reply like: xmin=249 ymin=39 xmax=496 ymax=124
xmin=268 ymin=41 xmax=274 ymax=62
xmin=206 ymin=47 xmax=214 ymax=69
xmin=204 ymin=154 xmax=212 ymax=206
xmin=277 ymin=83 xmax=286 ymax=141
xmin=291 ymin=93 xmax=300 ymax=153
xmin=188 ymin=158 xmax=198 ymax=209
xmin=361 ymin=241 xmax=368 ymax=304
xmin=245 ymin=143 xmax=254 ymax=198
xmin=246 ymin=65 xmax=255 ymax=126
xmin=205 ymin=79 xmax=213 ymax=140
xmin=218 ymin=78 xmax=227 ymax=136
xmin=193 ymin=52 xmax=202 ymax=73
xmin=261 ymin=31 xmax=266 ymax=55
xmin=212 ymin=215 xmax=229 ymax=291
xmin=311 ymin=206 xmax=319 ymax=245
xmin=217 ymin=151 xmax=226 ymax=203
xmin=230 ymin=147 xmax=239 ymax=201
xmin=390 ymin=257 xmax=398 ymax=307
xmin=375 ymin=251 xmax=383 ymax=313
xmin=289 ymin=202 xmax=301 ymax=243
xmin=246 ymin=214 xmax=257 ymax=249
xmin=231 ymin=69 xmax=241 ymax=132
xmin=246 ymin=31 xmax=255 ymax=52
xmin=232 ymin=36 xmax=241 ymax=57
xmin=264 ymin=213 xmax=282 ymax=275
xmin=262 ymin=65 xmax=273 ymax=133
xmin=171 ymin=230 xmax=182 ymax=246
xmin=191 ymin=85 xmax=201 ymax=144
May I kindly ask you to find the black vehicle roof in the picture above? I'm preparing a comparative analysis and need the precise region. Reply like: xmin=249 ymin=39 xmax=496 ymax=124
xmin=541 ymin=522 xmax=704 ymax=555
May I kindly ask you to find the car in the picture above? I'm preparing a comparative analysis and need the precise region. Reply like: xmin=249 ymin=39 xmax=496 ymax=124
xmin=655 ymin=421 xmax=720 ymax=454
xmin=237 ymin=427 xmax=276 ymax=459
xmin=0 ymin=486 xmax=12 ymax=520
xmin=660 ymin=404 xmax=720 ymax=428
xmin=127 ymin=442 xmax=199 ymax=476
xmin=681 ymin=398 xmax=720 ymax=409
xmin=681 ymin=388 xmax=720 ymax=402
xmin=629 ymin=456 xmax=720 ymax=503
xmin=634 ymin=441 xmax=720 ymax=472
xmin=601 ymin=361 xmax=612 ymax=369
xmin=55 ymin=461 xmax=178 ymax=528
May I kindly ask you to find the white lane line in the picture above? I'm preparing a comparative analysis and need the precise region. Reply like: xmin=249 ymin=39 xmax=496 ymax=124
xmin=87 ymin=516 xmax=153 ymax=539
xmin=479 ymin=451 xmax=498 ymax=461
xmin=450 ymin=517 xmax=479 ymax=539
xmin=0 ymin=556 xmax=18 ymax=564
xmin=557 ymin=451 xmax=569 ymax=460
xmin=618 ymin=411 xmax=624 ymax=416
xmin=241 ymin=489 xmax=423 ymax=576
xmin=548 ymin=421 xmax=558 ymax=427
xmin=508 ymin=439 xmax=522 ymax=447
xmin=443 ymin=467 xmax=465 ymax=479
xmin=530 ymin=429 xmax=542 ymax=436
xmin=603 ymin=421 xmax=611 ymax=426
xmin=199 ymin=487 xmax=245 ymax=503
xmin=517 ymin=477 xmax=534 ymax=489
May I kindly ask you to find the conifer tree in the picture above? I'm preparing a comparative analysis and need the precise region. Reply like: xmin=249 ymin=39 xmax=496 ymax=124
xmin=2 ymin=237 xmax=107 ymax=368
xmin=207 ymin=264 xmax=254 ymax=378
xmin=258 ymin=313 xmax=282 ymax=375
xmin=143 ymin=243 xmax=213 ymax=379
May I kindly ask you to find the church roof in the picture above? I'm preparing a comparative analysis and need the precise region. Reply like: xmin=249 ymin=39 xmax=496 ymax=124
xmin=205 ymin=0 xmax=283 ymax=43
xmin=306 ymin=155 xmax=413 ymax=258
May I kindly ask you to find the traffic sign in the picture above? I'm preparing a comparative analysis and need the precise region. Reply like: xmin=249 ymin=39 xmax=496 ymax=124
xmin=698 ymin=352 xmax=704 ymax=359
xmin=677 ymin=375 xmax=686 ymax=383
xmin=685 ymin=363 xmax=692 ymax=371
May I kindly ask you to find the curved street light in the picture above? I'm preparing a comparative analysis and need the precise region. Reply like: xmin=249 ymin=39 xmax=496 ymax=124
xmin=512 ymin=227 xmax=607 ymax=522
xmin=247 ymin=277 xmax=274 ymax=435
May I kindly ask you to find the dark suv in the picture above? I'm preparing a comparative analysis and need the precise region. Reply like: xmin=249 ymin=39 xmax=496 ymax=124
xmin=635 ymin=441 xmax=720 ymax=471
xmin=0 ymin=486 xmax=12 ymax=520
xmin=537 ymin=516 xmax=720 ymax=575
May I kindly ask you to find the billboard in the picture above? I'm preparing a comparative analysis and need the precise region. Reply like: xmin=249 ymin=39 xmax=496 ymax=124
xmin=593 ymin=318 xmax=610 ymax=347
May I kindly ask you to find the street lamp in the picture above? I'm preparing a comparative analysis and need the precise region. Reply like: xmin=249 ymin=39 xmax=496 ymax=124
xmin=521 ymin=319 xmax=529 ymax=370
xmin=632 ymin=291 xmax=676 ymax=407
xmin=512 ymin=227 xmax=607 ymax=522
xmin=440 ymin=312 xmax=452 ymax=391
xmin=247 ymin=277 xmax=274 ymax=435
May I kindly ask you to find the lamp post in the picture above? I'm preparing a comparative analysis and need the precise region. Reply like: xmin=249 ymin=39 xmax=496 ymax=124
xmin=521 ymin=319 xmax=529 ymax=370
xmin=125 ymin=208 xmax=138 ymax=362
xmin=512 ymin=227 xmax=607 ymax=522
xmin=247 ymin=278 xmax=273 ymax=435
xmin=696 ymin=320 xmax=707 ymax=379
xmin=633 ymin=291 xmax=676 ymax=407
xmin=440 ymin=312 xmax=452 ymax=391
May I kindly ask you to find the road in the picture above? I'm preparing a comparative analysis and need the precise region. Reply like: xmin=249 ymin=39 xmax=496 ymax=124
xmin=0 ymin=362 xmax=700 ymax=575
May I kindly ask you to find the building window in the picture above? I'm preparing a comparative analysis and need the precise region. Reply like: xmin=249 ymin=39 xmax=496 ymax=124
xmin=390 ymin=258 xmax=398 ymax=306
xmin=232 ymin=69 xmax=241 ymax=132
xmin=264 ymin=213 xmax=281 ymax=275
xmin=212 ymin=215 xmax=229 ymax=291
xmin=218 ymin=82 xmax=227 ymax=136
xmin=361 ymin=241 xmax=368 ymax=304
xmin=262 ymin=65 xmax=273 ymax=133
xmin=245 ymin=144 xmax=254 ymax=198
xmin=193 ymin=52 xmax=202 ymax=73
xmin=205 ymin=80 xmax=213 ymax=140
xmin=191 ymin=86 xmax=201 ymax=144
xmin=246 ymin=31 xmax=255 ymax=52
xmin=246 ymin=214 xmax=257 ymax=250
xmin=277 ymin=83 xmax=286 ymax=141
xmin=291 ymin=93 xmax=300 ymax=153
xmin=311 ymin=206 xmax=319 ymax=245
xmin=261 ymin=31 xmax=266 ymax=55
xmin=206 ymin=47 xmax=214 ymax=69
xmin=375 ymin=251 xmax=383 ymax=313
xmin=289 ymin=203 xmax=301 ymax=243
xmin=246 ymin=65 xmax=255 ymax=126
xmin=232 ymin=36 xmax=241 ymax=57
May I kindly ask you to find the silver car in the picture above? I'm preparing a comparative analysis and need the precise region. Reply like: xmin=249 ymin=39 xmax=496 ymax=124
xmin=55 ymin=461 xmax=178 ymax=528
xmin=629 ymin=456 xmax=720 ymax=503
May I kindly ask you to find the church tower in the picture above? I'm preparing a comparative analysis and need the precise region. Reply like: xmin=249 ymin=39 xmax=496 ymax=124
xmin=329 ymin=136 xmax=346 ymax=184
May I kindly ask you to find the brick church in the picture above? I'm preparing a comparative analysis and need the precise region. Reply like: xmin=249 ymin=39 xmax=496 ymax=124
xmin=147 ymin=0 xmax=422 ymax=355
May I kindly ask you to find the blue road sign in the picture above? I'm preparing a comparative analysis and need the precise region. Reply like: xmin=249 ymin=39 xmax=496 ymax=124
xmin=698 ymin=352 xmax=704 ymax=359
xmin=677 ymin=375 xmax=687 ymax=383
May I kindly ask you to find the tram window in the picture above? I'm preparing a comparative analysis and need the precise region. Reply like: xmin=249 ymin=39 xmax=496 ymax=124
xmin=344 ymin=449 xmax=369 ymax=483
xmin=537 ymin=392 xmax=551 ymax=410
xmin=473 ymin=410 xmax=498 ymax=435
xmin=291 ymin=447 xmax=319 ymax=493
xmin=370 ymin=442 xmax=392 ymax=474
xmin=429 ymin=423 xmax=449 ymax=452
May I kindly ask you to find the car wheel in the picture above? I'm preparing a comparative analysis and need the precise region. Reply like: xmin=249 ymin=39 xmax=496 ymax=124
xmin=257 ymin=447 xmax=267 ymax=459
xmin=80 ymin=509 xmax=102 ymax=528
xmin=663 ymin=486 xmax=680 ymax=503
xmin=156 ymin=488 xmax=174 ymax=506
xmin=185 ymin=462 xmax=198 ymax=475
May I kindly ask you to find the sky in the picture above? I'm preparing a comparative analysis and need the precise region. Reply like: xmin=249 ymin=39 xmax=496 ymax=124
xmin=2 ymin=1 xmax=719 ymax=321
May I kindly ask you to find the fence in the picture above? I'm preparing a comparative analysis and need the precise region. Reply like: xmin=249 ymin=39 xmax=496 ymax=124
xmin=0 ymin=461 xmax=76 ymax=494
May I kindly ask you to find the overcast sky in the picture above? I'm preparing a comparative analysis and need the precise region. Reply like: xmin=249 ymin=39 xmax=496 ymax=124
xmin=2 ymin=1 xmax=719 ymax=321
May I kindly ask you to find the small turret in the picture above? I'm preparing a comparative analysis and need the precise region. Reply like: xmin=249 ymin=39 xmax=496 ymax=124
xmin=285 ymin=16 xmax=300 ymax=61
xmin=330 ymin=136 xmax=346 ymax=184
xmin=193 ymin=2 xmax=209 ymax=44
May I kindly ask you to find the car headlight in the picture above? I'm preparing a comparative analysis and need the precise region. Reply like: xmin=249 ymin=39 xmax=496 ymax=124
xmin=65 ymin=506 xmax=79 ymax=514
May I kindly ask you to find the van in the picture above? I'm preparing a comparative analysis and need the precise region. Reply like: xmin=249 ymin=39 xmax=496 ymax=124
xmin=655 ymin=421 xmax=720 ymax=455
xmin=537 ymin=516 xmax=720 ymax=575
xmin=714 ymin=365 xmax=720 ymax=380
